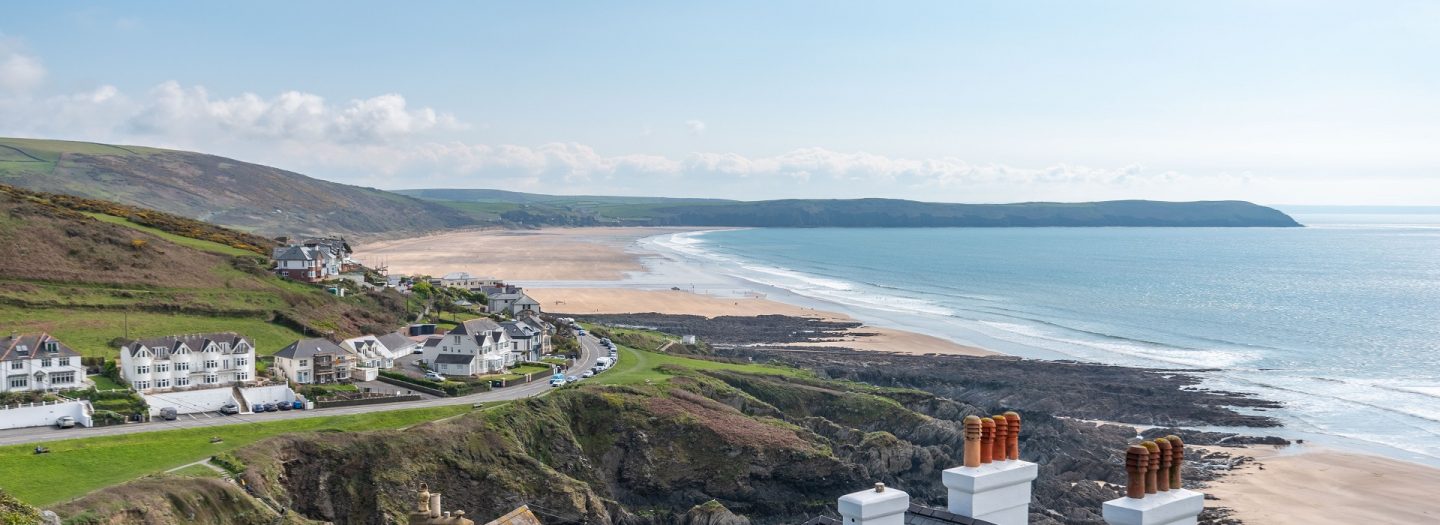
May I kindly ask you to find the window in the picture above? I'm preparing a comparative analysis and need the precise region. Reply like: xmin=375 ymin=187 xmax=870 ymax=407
xmin=176 ymin=362 xmax=190 ymax=371
xmin=219 ymin=342 xmax=230 ymax=352
xmin=65 ymin=357 xmax=75 ymax=366
xmin=454 ymin=335 xmax=462 ymax=344
xmin=176 ymin=377 xmax=190 ymax=387
xmin=51 ymin=372 xmax=74 ymax=384
xmin=204 ymin=360 xmax=218 ymax=369
xmin=40 ymin=358 xmax=51 ymax=367
xmin=156 ymin=363 xmax=170 ymax=373
xmin=236 ymin=371 xmax=249 ymax=381
xmin=204 ymin=374 xmax=217 ymax=384
xmin=8 ymin=377 xmax=26 ymax=388
xmin=234 ymin=357 xmax=248 ymax=367
xmin=132 ymin=380 xmax=150 ymax=390
xmin=223 ymin=359 xmax=231 ymax=369
xmin=299 ymin=359 xmax=308 ymax=367
xmin=8 ymin=362 xmax=19 ymax=370
xmin=155 ymin=378 xmax=170 ymax=389
xmin=135 ymin=365 xmax=150 ymax=375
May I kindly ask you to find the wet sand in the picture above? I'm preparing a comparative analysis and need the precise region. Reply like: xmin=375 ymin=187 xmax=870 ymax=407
xmin=1206 ymin=445 xmax=1440 ymax=524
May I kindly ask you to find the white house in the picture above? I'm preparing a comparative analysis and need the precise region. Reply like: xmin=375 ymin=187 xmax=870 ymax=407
xmin=342 ymin=335 xmax=391 ymax=369
xmin=422 ymin=318 xmax=512 ymax=376
xmin=272 ymin=245 xmax=327 ymax=283
xmin=119 ymin=333 xmax=256 ymax=393
xmin=482 ymin=285 xmax=541 ymax=317
xmin=499 ymin=320 xmax=544 ymax=363
xmin=273 ymin=338 xmax=356 ymax=385
xmin=1 ymin=333 xmax=85 ymax=393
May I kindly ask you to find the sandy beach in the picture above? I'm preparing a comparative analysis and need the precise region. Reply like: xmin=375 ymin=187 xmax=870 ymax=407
xmin=355 ymin=227 xmax=689 ymax=280
xmin=1206 ymin=445 xmax=1440 ymax=524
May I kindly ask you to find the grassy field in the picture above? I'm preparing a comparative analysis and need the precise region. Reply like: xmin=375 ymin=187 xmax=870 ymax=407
xmin=0 ymin=405 xmax=472 ymax=506
xmin=82 ymin=212 xmax=258 ymax=257
xmin=0 ymin=305 xmax=308 ymax=357
xmin=595 ymin=345 xmax=807 ymax=385
xmin=87 ymin=375 xmax=126 ymax=391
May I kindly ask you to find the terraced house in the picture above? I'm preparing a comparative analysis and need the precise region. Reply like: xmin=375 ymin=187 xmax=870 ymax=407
xmin=119 ymin=333 xmax=256 ymax=393
xmin=0 ymin=333 xmax=85 ymax=393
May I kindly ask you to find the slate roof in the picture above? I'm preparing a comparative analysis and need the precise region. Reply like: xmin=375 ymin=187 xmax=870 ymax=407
xmin=801 ymin=503 xmax=997 ymax=525
xmin=499 ymin=321 xmax=533 ymax=338
xmin=0 ymin=333 xmax=79 ymax=361
xmin=273 ymin=245 xmax=316 ymax=261
xmin=273 ymin=338 xmax=351 ymax=360
xmin=377 ymin=332 xmax=415 ymax=352
xmin=125 ymin=332 xmax=251 ymax=359
xmin=435 ymin=353 xmax=476 ymax=365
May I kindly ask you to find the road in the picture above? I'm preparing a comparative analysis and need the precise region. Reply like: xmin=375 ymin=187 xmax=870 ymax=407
xmin=0 ymin=335 xmax=602 ymax=447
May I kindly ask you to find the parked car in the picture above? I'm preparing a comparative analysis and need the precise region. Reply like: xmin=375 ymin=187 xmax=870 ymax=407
xmin=262 ymin=403 xmax=277 ymax=412
xmin=424 ymin=371 xmax=446 ymax=381
xmin=55 ymin=416 xmax=75 ymax=429
xmin=159 ymin=407 xmax=178 ymax=421
xmin=252 ymin=403 xmax=266 ymax=413
xmin=582 ymin=370 xmax=595 ymax=378
xmin=566 ymin=375 xmax=579 ymax=383
xmin=278 ymin=402 xmax=293 ymax=411
xmin=219 ymin=403 xmax=240 ymax=415
xmin=413 ymin=347 xmax=424 ymax=354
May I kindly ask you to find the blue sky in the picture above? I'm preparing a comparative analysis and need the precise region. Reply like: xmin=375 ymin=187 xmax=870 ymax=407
xmin=2 ymin=1 xmax=1437 ymax=203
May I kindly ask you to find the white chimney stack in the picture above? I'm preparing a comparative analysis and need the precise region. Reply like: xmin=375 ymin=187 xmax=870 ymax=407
xmin=1101 ymin=491 xmax=1204 ymax=525
xmin=1102 ymin=438 xmax=1203 ymax=525
xmin=941 ymin=413 xmax=1037 ymax=525
xmin=837 ymin=483 xmax=909 ymax=525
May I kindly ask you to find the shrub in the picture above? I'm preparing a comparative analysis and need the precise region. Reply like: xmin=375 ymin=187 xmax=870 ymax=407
xmin=211 ymin=452 xmax=246 ymax=475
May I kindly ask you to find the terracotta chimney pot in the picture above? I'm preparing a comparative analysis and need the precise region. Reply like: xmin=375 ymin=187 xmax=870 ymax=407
xmin=963 ymin=415 xmax=982 ymax=468
xmin=979 ymin=417 xmax=996 ymax=464
xmin=1154 ymin=437 xmax=1172 ymax=491
xmin=1140 ymin=441 xmax=1161 ymax=494
xmin=991 ymin=416 xmax=1008 ymax=462
xmin=1166 ymin=435 xmax=1185 ymax=488
xmin=1003 ymin=411 xmax=1021 ymax=460
xmin=1125 ymin=445 xmax=1148 ymax=499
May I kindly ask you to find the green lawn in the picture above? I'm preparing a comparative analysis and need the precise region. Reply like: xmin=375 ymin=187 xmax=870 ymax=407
xmin=0 ymin=305 xmax=308 ymax=358
xmin=594 ymin=345 xmax=807 ymax=385
xmin=82 ymin=212 xmax=257 ymax=257
xmin=0 ymin=405 xmax=472 ymax=506
xmin=87 ymin=375 xmax=126 ymax=391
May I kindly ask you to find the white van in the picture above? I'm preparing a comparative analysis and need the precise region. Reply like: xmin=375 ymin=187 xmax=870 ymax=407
xmin=596 ymin=356 xmax=614 ymax=369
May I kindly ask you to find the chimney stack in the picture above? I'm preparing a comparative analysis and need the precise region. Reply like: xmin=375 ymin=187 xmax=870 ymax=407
xmin=1103 ymin=440 xmax=1204 ymax=525
xmin=837 ymin=482 xmax=909 ymax=525
xmin=941 ymin=411 xmax=1038 ymax=525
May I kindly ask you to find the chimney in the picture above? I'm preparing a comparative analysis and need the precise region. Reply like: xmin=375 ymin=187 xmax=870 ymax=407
xmin=430 ymin=492 xmax=442 ymax=519
xmin=1103 ymin=439 xmax=1203 ymax=525
xmin=837 ymin=482 xmax=909 ymax=525
xmin=941 ymin=411 xmax=1038 ymax=525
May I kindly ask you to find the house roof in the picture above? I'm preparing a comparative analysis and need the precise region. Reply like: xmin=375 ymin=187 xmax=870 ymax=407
xmin=802 ymin=503 xmax=997 ymax=525
xmin=0 ymin=333 xmax=79 ymax=361
xmin=274 ymin=245 xmax=316 ymax=261
xmin=435 ymin=353 xmax=475 ymax=365
xmin=377 ymin=332 xmax=415 ymax=351
xmin=482 ymin=505 xmax=543 ymax=525
xmin=125 ymin=332 xmax=252 ymax=359
xmin=499 ymin=321 xmax=533 ymax=338
xmin=274 ymin=338 xmax=352 ymax=360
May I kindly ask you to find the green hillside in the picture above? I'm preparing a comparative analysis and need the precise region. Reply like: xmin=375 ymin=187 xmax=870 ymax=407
xmin=0 ymin=137 xmax=474 ymax=237
xmin=0 ymin=185 xmax=409 ymax=357
xmin=405 ymin=188 xmax=1304 ymax=228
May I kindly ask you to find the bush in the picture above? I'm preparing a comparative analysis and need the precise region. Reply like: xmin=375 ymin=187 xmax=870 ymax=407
xmin=211 ymin=452 xmax=246 ymax=475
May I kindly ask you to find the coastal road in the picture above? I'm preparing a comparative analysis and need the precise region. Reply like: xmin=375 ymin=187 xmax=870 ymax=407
xmin=0 ymin=335 xmax=601 ymax=447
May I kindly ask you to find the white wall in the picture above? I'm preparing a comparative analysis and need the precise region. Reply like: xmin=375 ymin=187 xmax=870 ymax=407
xmin=239 ymin=385 xmax=298 ymax=408
xmin=0 ymin=400 xmax=92 ymax=429
xmin=142 ymin=388 xmax=244 ymax=416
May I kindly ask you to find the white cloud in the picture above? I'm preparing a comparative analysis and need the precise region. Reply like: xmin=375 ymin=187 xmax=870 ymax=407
xmin=684 ymin=119 xmax=706 ymax=135
xmin=0 ymin=36 xmax=46 ymax=93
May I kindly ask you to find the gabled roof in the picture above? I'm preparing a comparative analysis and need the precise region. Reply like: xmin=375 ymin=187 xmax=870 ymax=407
xmin=377 ymin=332 xmax=415 ymax=352
xmin=274 ymin=245 xmax=317 ymax=261
xmin=125 ymin=333 xmax=252 ymax=359
xmin=0 ymin=333 xmax=79 ymax=361
xmin=499 ymin=321 xmax=533 ymax=338
xmin=274 ymin=338 xmax=351 ymax=360
xmin=450 ymin=318 xmax=502 ymax=336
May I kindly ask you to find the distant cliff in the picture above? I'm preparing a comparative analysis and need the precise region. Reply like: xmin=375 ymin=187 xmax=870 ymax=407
xmin=400 ymin=189 xmax=1303 ymax=228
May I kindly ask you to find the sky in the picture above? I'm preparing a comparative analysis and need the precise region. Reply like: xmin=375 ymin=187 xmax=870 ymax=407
xmin=1 ymin=1 xmax=1437 ymax=204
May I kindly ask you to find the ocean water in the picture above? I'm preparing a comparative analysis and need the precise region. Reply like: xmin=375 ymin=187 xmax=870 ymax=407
xmin=641 ymin=215 xmax=1440 ymax=466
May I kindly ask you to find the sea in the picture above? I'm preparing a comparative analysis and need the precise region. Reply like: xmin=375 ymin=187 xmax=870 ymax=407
xmin=636 ymin=211 xmax=1440 ymax=467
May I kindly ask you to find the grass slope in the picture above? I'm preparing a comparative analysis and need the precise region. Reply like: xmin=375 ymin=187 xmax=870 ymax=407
xmin=0 ymin=405 xmax=472 ymax=506
xmin=0 ymin=305 xmax=307 ymax=357
xmin=595 ymin=345 xmax=806 ymax=385
xmin=0 ymin=137 xmax=472 ymax=236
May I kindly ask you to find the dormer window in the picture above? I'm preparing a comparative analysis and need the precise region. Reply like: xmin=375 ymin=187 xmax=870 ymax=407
xmin=44 ymin=341 xmax=58 ymax=353
xmin=16 ymin=345 xmax=28 ymax=356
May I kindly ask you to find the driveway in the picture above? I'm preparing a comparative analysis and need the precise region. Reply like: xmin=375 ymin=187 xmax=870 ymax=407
xmin=0 ymin=335 xmax=601 ymax=447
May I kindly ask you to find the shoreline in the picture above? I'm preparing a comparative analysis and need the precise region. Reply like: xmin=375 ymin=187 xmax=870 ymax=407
xmin=358 ymin=225 xmax=1440 ymax=522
